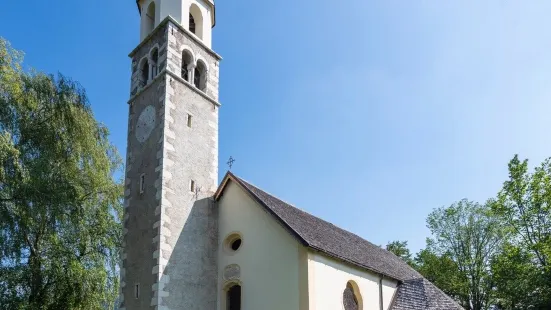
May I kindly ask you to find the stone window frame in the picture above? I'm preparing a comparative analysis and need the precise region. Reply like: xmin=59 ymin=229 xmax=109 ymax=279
xmin=223 ymin=232 xmax=243 ymax=255
xmin=190 ymin=179 xmax=196 ymax=193
xmin=222 ymin=280 xmax=243 ymax=310
xmin=180 ymin=46 xmax=196 ymax=84
xmin=136 ymin=44 xmax=162 ymax=90
xmin=342 ymin=280 xmax=363 ymax=310
xmin=194 ymin=57 xmax=209 ymax=92
xmin=149 ymin=45 xmax=160 ymax=80
xmin=188 ymin=3 xmax=204 ymax=40
xmin=178 ymin=45 xmax=209 ymax=93
xmin=138 ymin=56 xmax=150 ymax=89
xmin=142 ymin=0 xmax=156 ymax=38
xmin=186 ymin=112 xmax=193 ymax=128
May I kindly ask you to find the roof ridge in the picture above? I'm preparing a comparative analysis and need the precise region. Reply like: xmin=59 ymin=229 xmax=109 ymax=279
xmin=234 ymin=176 xmax=310 ymax=213
xmin=221 ymin=172 xmax=425 ymax=282
xmin=236 ymin=175 xmax=384 ymax=249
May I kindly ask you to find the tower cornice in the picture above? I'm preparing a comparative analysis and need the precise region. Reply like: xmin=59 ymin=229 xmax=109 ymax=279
xmin=129 ymin=16 xmax=222 ymax=61
xmin=127 ymin=68 xmax=221 ymax=107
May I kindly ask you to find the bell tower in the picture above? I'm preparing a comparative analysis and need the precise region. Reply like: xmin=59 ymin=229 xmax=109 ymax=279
xmin=121 ymin=0 xmax=220 ymax=309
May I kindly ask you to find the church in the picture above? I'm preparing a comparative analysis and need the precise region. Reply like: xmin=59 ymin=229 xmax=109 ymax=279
xmin=120 ymin=0 xmax=464 ymax=309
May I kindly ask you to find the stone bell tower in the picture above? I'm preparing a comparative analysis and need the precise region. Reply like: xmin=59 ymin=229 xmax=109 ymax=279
xmin=120 ymin=0 xmax=220 ymax=309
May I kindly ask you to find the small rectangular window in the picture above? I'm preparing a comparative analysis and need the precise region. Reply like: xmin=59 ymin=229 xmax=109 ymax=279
xmin=190 ymin=179 xmax=195 ymax=192
xmin=187 ymin=114 xmax=193 ymax=127
xmin=140 ymin=174 xmax=145 ymax=194
xmin=135 ymin=283 xmax=140 ymax=299
xmin=227 ymin=284 xmax=241 ymax=310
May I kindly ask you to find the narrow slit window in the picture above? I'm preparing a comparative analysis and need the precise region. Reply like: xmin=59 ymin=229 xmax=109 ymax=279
xmin=189 ymin=13 xmax=196 ymax=34
xmin=181 ymin=51 xmax=193 ymax=82
xmin=151 ymin=48 xmax=159 ymax=79
xmin=135 ymin=283 xmax=140 ymax=299
xmin=226 ymin=284 xmax=241 ymax=310
xmin=141 ymin=59 xmax=149 ymax=87
xmin=140 ymin=174 xmax=145 ymax=194
xmin=187 ymin=114 xmax=193 ymax=127
xmin=194 ymin=61 xmax=207 ymax=92
xmin=189 ymin=4 xmax=204 ymax=39
xmin=144 ymin=2 xmax=155 ymax=36
xmin=190 ymin=180 xmax=195 ymax=192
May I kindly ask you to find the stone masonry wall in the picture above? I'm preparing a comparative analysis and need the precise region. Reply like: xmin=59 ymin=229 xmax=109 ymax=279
xmin=122 ymin=22 xmax=168 ymax=310
xmin=166 ymin=20 xmax=221 ymax=102
xmin=123 ymin=16 xmax=220 ymax=310
xmin=130 ymin=25 xmax=168 ymax=97
xmin=122 ymin=76 xmax=168 ymax=310
xmin=154 ymin=19 xmax=220 ymax=310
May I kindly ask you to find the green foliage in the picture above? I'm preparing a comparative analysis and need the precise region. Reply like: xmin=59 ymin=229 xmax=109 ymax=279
xmin=490 ymin=155 xmax=551 ymax=309
xmin=406 ymin=155 xmax=551 ymax=310
xmin=491 ymin=243 xmax=549 ymax=309
xmin=494 ymin=155 xmax=550 ymax=268
xmin=425 ymin=200 xmax=505 ymax=310
xmin=386 ymin=240 xmax=414 ymax=266
xmin=414 ymin=248 xmax=469 ymax=307
xmin=0 ymin=37 xmax=123 ymax=310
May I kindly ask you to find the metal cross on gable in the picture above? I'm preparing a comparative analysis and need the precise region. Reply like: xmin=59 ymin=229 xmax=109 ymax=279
xmin=227 ymin=156 xmax=235 ymax=170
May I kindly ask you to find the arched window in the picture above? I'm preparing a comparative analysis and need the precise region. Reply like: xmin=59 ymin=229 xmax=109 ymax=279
xmin=140 ymin=59 xmax=150 ymax=88
xmin=189 ymin=4 xmax=204 ymax=39
xmin=150 ymin=48 xmax=159 ymax=79
xmin=226 ymin=284 xmax=241 ymax=310
xmin=343 ymin=281 xmax=362 ymax=310
xmin=144 ymin=1 xmax=156 ymax=36
xmin=194 ymin=60 xmax=207 ymax=92
xmin=181 ymin=50 xmax=193 ymax=82
xmin=189 ymin=13 xmax=196 ymax=34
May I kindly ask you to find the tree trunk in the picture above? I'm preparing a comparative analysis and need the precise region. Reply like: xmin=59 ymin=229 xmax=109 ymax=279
xmin=28 ymin=250 xmax=44 ymax=310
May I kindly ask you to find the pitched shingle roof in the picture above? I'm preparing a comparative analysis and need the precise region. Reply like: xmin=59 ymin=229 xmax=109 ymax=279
xmin=215 ymin=172 xmax=464 ymax=310
xmin=390 ymin=278 xmax=463 ymax=310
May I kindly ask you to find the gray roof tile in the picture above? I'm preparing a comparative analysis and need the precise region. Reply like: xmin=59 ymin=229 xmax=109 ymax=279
xmin=390 ymin=278 xmax=464 ymax=310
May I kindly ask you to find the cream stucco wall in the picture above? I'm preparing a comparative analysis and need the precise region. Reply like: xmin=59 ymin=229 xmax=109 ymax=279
xmin=181 ymin=0 xmax=213 ymax=47
xmin=381 ymin=278 xmax=397 ymax=310
xmin=139 ymin=0 xmax=213 ymax=47
xmin=217 ymin=181 xmax=307 ymax=310
xmin=307 ymin=253 xmax=398 ymax=310
xmin=140 ymin=0 xmax=160 ymax=41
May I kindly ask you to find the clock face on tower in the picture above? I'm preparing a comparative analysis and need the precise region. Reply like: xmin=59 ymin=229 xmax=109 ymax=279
xmin=135 ymin=105 xmax=156 ymax=143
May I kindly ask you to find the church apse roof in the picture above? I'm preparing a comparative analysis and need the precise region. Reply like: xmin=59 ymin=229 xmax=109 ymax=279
xmin=389 ymin=278 xmax=464 ymax=310
xmin=215 ymin=172 xmax=464 ymax=310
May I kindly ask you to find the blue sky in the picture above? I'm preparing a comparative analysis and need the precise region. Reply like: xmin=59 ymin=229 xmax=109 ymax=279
xmin=2 ymin=1 xmax=551 ymax=253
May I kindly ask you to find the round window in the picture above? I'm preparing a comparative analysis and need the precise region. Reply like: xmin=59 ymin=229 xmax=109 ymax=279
xmin=230 ymin=238 xmax=242 ymax=251
xmin=225 ymin=233 xmax=243 ymax=253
